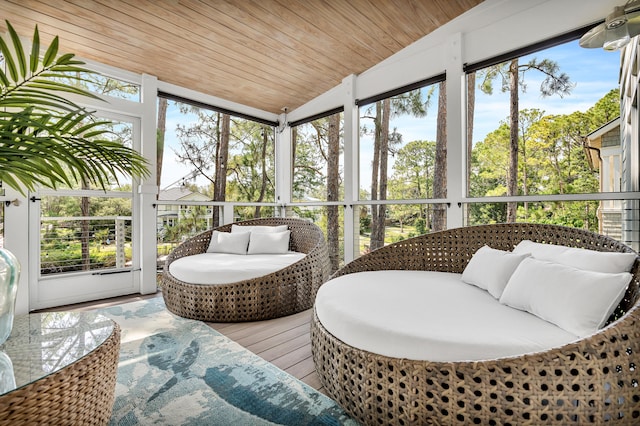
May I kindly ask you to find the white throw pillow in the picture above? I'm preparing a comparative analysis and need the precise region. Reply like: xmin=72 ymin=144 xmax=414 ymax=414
xmin=513 ymin=240 xmax=636 ymax=274
xmin=248 ymin=231 xmax=291 ymax=254
xmin=231 ymin=224 xmax=288 ymax=234
xmin=206 ymin=230 xmax=250 ymax=254
xmin=499 ymin=257 xmax=632 ymax=337
xmin=461 ymin=245 xmax=530 ymax=298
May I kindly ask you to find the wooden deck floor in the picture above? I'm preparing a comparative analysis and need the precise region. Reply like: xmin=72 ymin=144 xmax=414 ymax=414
xmin=39 ymin=291 xmax=323 ymax=393
xmin=207 ymin=309 xmax=322 ymax=393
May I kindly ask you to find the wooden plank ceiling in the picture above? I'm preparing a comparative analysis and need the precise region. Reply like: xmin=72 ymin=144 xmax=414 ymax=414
xmin=1 ymin=0 xmax=483 ymax=114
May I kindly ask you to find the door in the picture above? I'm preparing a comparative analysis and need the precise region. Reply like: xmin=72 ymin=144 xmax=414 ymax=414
xmin=29 ymin=113 xmax=141 ymax=309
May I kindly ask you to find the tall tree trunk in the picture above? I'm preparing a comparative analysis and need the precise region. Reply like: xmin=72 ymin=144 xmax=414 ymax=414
xmin=466 ymin=72 xmax=475 ymax=225
xmin=254 ymin=126 xmax=269 ymax=218
xmin=369 ymin=102 xmax=382 ymax=251
xmin=156 ymin=97 xmax=168 ymax=188
xmin=371 ymin=99 xmax=390 ymax=251
xmin=507 ymin=59 xmax=519 ymax=223
xmin=522 ymin=131 xmax=528 ymax=219
xmin=432 ymin=81 xmax=447 ymax=232
xmin=327 ymin=114 xmax=340 ymax=272
xmin=81 ymin=178 xmax=90 ymax=271
xmin=291 ymin=126 xmax=298 ymax=183
xmin=213 ymin=113 xmax=230 ymax=226
xmin=375 ymin=99 xmax=391 ymax=248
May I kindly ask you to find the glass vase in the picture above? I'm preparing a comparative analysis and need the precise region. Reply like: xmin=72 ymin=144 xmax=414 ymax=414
xmin=0 ymin=248 xmax=20 ymax=345
xmin=0 ymin=351 xmax=15 ymax=393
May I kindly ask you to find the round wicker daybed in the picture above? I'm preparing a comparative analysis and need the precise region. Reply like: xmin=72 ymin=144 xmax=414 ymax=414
xmin=162 ymin=217 xmax=330 ymax=322
xmin=311 ymin=223 xmax=640 ymax=425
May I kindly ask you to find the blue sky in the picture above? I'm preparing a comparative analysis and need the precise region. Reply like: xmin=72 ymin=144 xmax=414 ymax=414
xmin=472 ymin=40 xmax=619 ymax=144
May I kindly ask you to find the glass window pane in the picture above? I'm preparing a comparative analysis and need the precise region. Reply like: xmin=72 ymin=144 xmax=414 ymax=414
xmin=40 ymin=196 xmax=132 ymax=275
xmin=464 ymin=199 xmax=638 ymax=252
xmin=55 ymin=72 xmax=141 ymax=102
xmin=358 ymin=80 xmax=447 ymax=252
xmin=292 ymin=112 xmax=344 ymax=203
xmin=359 ymin=81 xmax=446 ymax=202
xmin=158 ymin=98 xmax=276 ymax=227
xmin=468 ymin=40 xmax=620 ymax=200
xmin=358 ymin=203 xmax=448 ymax=255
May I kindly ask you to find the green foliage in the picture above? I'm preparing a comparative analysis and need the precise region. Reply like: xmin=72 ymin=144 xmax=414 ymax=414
xmin=469 ymin=88 xmax=617 ymax=228
xmin=359 ymin=213 xmax=371 ymax=234
xmin=41 ymin=245 xmax=123 ymax=274
xmin=0 ymin=21 xmax=149 ymax=194
xmin=227 ymin=121 xmax=276 ymax=203
xmin=292 ymin=116 xmax=344 ymax=202
xmin=173 ymin=105 xmax=276 ymax=205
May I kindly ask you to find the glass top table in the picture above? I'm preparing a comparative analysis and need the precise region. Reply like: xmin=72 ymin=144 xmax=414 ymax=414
xmin=0 ymin=311 xmax=120 ymax=424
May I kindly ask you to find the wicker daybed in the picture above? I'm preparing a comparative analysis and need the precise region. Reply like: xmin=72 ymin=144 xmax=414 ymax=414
xmin=163 ymin=217 xmax=330 ymax=322
xmin=311 ymin=223 xmax=640 ymax=425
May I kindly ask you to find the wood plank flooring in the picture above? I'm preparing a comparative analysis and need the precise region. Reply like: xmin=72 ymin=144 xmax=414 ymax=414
xmin=38 ymin=291 xmax=324 ymax=393
xmin=207 ymin=309 xmax=322 ymax=392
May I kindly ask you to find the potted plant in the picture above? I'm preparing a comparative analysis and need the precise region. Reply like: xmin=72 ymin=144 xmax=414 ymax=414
xmin=0 ymin=20 xmax=149 ymax=343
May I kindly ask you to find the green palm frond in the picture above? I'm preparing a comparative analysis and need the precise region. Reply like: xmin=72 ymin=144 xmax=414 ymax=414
xmin=0 ymin=20 xmax=149 ymax=194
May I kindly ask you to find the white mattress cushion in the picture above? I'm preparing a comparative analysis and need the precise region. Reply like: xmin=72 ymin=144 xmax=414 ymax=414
xmin=169 ymin=252 xmax=306 ymax=285
xmin=315 ymin=270 xmax=579 ymax=362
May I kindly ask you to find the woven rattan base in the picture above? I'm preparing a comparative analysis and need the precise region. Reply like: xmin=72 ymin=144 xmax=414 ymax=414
xmin=162 ymin=217 xmax=331 ymax=322
xmin=311 ymin=223 xmax=640 ymax=425
xmin=0 ymin=321 xmax=120 ymax=425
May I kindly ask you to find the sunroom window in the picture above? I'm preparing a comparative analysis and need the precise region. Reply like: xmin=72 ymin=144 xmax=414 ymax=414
xmin=465 ymin=31 xmax=637 ymax=249
xmin=357 ymin=75 xmax=447 ymax=253
xmin=290 ymin=109 xmax=345 ymax=272
xmin=156 ymin=94 xmax=277 ymax=255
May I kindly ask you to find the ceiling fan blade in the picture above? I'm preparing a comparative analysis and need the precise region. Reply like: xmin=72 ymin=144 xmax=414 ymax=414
xmin=579 ymin=22 xmax=607 ymax=48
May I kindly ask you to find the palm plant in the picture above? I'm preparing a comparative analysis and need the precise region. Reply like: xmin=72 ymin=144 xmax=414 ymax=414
xmin=0 ymin=21 xmax=149 ymax=194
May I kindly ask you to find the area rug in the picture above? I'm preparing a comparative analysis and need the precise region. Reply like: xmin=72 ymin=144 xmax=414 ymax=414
xmin=99 ymin=297 xmax=356 ymax=425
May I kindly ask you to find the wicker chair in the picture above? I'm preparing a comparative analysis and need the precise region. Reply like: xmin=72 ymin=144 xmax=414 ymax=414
xmin=163 ymin=217 xmax=330 ymax=322
xmin=311 ymin=223 xmax=640 ymax=425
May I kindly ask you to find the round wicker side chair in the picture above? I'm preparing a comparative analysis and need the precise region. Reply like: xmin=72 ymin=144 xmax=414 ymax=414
xmin=311 ymin=223 xmax=640 ymax=425
xmin=162 ymin=217 xmax=331 ymax=322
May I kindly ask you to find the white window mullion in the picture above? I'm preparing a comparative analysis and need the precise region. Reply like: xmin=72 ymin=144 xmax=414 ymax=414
xmin=446 ymin=32 xmax=465 ymax=229
xmin=275 ymin=117 xmax=292 ymax=213
xmin=342 ymin=74 xmax=358 ymax=263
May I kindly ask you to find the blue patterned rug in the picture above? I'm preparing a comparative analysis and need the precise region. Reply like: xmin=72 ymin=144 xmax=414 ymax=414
xmin=99 ymin=297 xmax=356 ymax=425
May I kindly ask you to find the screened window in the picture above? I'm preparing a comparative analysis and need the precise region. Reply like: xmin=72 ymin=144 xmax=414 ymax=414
xmin=358 ymin=76 xmax=447 ymax=251
xmin=290 ymin=109 xmax=344 ymax=273
xmin=465 ymin=34 xmax=633 ymax=245
xmin=291 ymin=111 xmax=344 ymax=203
xmin=56 ymin=72 xmax=141 ymax=102
xmin=156 ymin=95 xmax=276 ymax=245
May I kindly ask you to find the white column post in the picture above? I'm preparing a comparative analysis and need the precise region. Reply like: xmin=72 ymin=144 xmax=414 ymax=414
xmin=445 ymin=33 xmax=465 ymax=229
xmin=139 ymin=74 xmax=159 ymax=294
xmin=275 ymin=113 xmax=292 ymax=216
xmin=342 ymin=74 xmax=358 ymax=263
